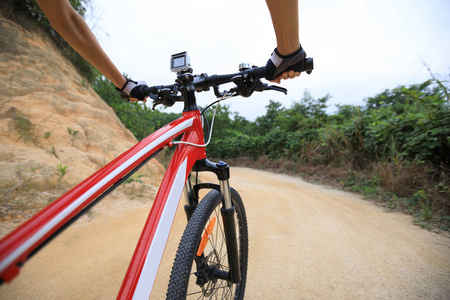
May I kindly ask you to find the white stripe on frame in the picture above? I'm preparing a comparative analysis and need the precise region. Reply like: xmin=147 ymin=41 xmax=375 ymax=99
xmin=132 ymin=157 xmax=188 ymax=300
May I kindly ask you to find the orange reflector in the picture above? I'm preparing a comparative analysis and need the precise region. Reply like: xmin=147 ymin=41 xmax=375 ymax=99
xmin=196 ymin=217 xmax=216 ymax=256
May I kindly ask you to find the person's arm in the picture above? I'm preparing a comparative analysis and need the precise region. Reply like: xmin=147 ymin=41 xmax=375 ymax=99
xmin=265 ymin=0 xmax=305 ymax=83
xmin=36 ymin=0 xmax=127 ymax=89
xmin=266 ymin=0 xmax=300 ymax=56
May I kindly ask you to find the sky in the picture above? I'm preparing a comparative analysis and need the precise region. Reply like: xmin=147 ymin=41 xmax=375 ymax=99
xmin=87 ymin=0 xmax=450 ymax=121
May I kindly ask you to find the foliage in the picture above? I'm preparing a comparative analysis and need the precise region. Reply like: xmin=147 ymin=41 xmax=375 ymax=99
xmin=124 ymin=174 xmax=147 ymax=185
xmin=67 ymin=127 xmax=79 ymax=140
xmin=363 ymin=80 xmax=450 ymax=165
xmin=7 ymin=108 xmax=39 ymax=144
xmin=10 ymin=113 xmax=37 ymax=144
xmin=207 ymin=78 xmax=450 ymax=168
xmin=91 ymin=74 xmax=181 ymax=141
xmin=46 ymin=146 xmax=59 ymax=159
xmin=204 ymin=78 xmax=450 ymax=229
xmin=56 ymin=163 xmax=68 ymax=177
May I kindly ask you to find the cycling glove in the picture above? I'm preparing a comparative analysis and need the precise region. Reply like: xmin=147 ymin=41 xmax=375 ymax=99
xmin=265 ymin=46 xmax=307 ymax=81
xmin=116 ymin=79 xmax=147 ymax=101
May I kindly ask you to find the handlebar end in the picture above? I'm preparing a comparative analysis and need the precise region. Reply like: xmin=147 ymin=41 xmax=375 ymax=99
xmin=304 ymin=57 xmax=314 ymax=74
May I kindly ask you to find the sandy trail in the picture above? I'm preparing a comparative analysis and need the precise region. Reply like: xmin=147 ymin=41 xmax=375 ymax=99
xmin=1 ymin=167 xmax=449 ymax=299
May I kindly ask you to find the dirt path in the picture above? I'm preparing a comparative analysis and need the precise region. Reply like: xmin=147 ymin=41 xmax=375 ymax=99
xmin=1 ymin=168 xmax=449 ymax=299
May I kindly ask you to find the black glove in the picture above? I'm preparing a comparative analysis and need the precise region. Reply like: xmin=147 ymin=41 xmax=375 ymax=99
xmin=116 ymin=79 xmax=148 ymax=101
xmin=265 ymin=46 xmax=307 ymax=81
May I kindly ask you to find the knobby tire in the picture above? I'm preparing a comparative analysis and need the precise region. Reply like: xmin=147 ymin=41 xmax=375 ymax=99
xmin=166 ymin=188 xmax=248 ymax=299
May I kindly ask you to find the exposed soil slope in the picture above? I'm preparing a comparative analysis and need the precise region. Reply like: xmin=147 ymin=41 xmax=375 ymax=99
xmin=0 ymin=16 xmax=165 ymax=230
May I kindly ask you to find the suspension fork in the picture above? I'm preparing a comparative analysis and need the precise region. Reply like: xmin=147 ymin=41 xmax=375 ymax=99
xmin=186 ymin=159 xmax=241 ymax=284
xmin=183 ymin=174 xmax=197 ymax=221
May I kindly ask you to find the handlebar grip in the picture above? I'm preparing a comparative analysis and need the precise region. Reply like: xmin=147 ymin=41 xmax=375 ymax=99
xmin=293 ymin=57 xmax=314 ymax=74
xmin=280 ymin=57 xmax=314 ymax=75
xmin=252 ymin=57 xmax=314 ymax=79
xmin=251 ymin=67 xmax=265 ymax=79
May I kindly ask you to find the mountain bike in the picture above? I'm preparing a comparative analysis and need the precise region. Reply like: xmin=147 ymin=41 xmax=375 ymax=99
xmin=0 ymin=51 xmax=313 ymax=299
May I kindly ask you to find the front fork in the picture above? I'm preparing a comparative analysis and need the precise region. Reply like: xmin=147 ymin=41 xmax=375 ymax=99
xmin=183 ymin=159 xmax=241 ymax=284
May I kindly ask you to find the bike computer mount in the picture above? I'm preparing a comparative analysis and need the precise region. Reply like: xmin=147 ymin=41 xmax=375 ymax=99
xmin=170 ymin=51 xmax=191 ymax=73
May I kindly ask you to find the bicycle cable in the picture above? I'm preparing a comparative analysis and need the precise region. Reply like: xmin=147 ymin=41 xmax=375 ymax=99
xmin=173 ymin=91 xmax=232 ymax=148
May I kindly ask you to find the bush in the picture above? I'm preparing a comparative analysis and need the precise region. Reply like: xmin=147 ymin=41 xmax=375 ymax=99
xmin=206 ymin=79 xmax=450 ymax=229
xmin=91 ymin=74 xmax=181 ymax=141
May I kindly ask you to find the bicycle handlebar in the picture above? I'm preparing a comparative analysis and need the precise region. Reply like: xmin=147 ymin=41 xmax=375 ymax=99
xmin=143 ymin=57 xmax=313 ymax=109
xmin=200 ymin=57 xmax=313 ymax=89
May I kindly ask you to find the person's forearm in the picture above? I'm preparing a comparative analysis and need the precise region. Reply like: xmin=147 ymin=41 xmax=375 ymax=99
xmin=266 ymin=0 xmax=300 ymax=55
xmin=36 ymin=0 xmax=126 ymax=88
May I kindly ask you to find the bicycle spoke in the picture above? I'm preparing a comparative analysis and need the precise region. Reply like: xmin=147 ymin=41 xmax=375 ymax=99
xmin=186 ymin=285 xmax=234 ymax=298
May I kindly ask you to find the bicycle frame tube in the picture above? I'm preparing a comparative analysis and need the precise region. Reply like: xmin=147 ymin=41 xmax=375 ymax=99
xmin=118 ymin=110 xmax=206 ymax=299
xmin=0 ymin=110 xmax=206 ymax=299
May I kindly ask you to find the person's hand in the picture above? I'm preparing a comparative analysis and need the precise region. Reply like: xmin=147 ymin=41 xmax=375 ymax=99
xmin=265 ymin=46 xmax=306 ymax=84
xmin=116 ymin=79 xmax=148 ymax=102
xmin=270 ymin=70 xmax=301 ymax=84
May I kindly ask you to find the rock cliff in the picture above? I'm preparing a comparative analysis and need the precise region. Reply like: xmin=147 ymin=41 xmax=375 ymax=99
xmin=0 ymin=17 xmax=165 ymax=228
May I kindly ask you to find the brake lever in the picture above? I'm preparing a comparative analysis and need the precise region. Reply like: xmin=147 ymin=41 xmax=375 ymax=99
xmin=263 ymin=85 xmax=288 ymax=95
xmin=152 ymin=101 xmax=162 ymax=110
xmin=149 ymin=91 xmax=164 ymax=110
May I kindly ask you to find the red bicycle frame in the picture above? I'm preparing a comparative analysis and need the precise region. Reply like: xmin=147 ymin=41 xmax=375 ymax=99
xmin=0 ymin=53 xmax=314 ymax=298
xmin=0 ymin=109 xmax=206 ymax=299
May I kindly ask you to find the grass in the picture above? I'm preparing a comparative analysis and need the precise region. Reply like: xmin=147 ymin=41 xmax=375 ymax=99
xmin=154 ymin=146 xmax=176 ymax=169
xmin=9 ymin=112 xmax=38 ymax=144
xmin=46 ymin=146 xmax=59 ymax=159
xmin=122 ymin=174 xmax=150 ymax=199
xmin=123 ymin=174 xmax=147 ymax=185
xmin=56 ymin=163 xmax=68 ymax=177
xmin=0 ymin=166 xmax=39 ymax=202
xmin=67 ymin=127 xmax=79 ymax=142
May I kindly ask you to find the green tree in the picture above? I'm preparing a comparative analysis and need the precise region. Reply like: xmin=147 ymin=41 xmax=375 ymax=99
xmin=255 ymin=100 xmax=283 ymax=134
xmin=277 ymin=91 xmax=330 ymax=132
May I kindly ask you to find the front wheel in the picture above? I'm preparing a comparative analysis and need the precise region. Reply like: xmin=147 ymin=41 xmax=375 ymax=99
xmin=166 ymin=188 xmax=248 ymax=299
